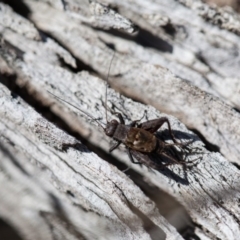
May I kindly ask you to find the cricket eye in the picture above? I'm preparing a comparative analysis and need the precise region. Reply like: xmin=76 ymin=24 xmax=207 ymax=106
xmin=105 ymin=119 xmax=118 ymax=137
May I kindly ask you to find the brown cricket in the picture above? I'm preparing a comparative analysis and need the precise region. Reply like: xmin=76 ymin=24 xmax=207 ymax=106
xmin=104 ymin=112 xmax=187 ymax=168
xmin=48 ymin=53 xmax=188 ymax=170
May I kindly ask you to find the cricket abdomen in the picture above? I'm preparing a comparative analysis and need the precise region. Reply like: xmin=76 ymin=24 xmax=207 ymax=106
xmin=125 ymin=128 xmax=157 ymax=153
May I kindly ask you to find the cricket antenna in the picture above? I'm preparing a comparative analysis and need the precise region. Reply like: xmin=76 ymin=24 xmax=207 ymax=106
xmin=105 ymin=52 xmax=115 ymax=123
xmin=47 ymin=91 xmax=105 ymax=130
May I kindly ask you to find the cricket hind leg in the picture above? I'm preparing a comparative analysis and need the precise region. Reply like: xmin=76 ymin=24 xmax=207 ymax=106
xmin=158 ymin=151 xmax=197 ymax=180
xmin=159 ymin=151 xmax=187 ymax=168
xmin=168 ymin=147 xmax=198 ymax=171
xmin=128 ymin=149 xmax=184 ymax=171
xmin=167 ymin=143 xmax=200 ymax=167
xmin=139 ymin=117 xmax=186 ymax=145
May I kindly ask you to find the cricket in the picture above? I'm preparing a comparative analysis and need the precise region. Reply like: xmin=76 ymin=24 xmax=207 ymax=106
xmin=48 ymin=53 xmax=190 ymax=170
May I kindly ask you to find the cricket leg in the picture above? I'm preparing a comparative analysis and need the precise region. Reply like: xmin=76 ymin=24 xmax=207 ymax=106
xmin=130 ymin=150 xmax=159 ymax=169
xmin=113 ymin=112 xmax=125 ymax=124
xmin=122 ymin=148 xmax=141 ymax=173
xmin=159 ymin=161 xmax=180 ymax=168
xmin=139 ymin=117 xmax=179 ymax=144
xmin=108 ymin=109 xmax=125 ymax=124
xmin=129 ymin=110 xmax=147 ymax=127
xmin=160 ymin=152 xmax=186 ymax=166
xmin=126 ymin=148 xmax=142 ymax=164
xmin=109 ymin=141 xmax=121 ymax=152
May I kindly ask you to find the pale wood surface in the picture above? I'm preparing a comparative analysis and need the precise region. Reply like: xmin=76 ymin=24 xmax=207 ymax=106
xmin=1 ymin=0 xmax=240 ymax=239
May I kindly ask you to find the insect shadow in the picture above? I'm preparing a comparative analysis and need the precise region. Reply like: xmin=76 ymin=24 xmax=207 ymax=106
xmin=48 ymin=52 xmax=199 ymax=182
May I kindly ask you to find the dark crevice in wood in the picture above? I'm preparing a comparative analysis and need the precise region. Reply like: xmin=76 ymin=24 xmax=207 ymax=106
xmin=0 ymin=218 xmax=23 ymax=240
xmin=180 ymin=225 xmax=201 ymax=240
xmin=1 ymin=0 xmax=31 ymax=19
xmin=136 ymin=27 xmax=173 ymax=53
xmin=233 ymin=107 xmax=240 ymax=114
xmin=231 ymin=162 xmax=240 ymax=170
xmin=162 ymin=23 xmax=177 ymax=36
xmin=57 ymin=55 xmax=95 ymax=74
xmin=92 ymin=25 xmax=173 ymax=53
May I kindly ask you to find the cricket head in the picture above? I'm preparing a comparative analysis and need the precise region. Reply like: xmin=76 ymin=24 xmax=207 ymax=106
xmin=105 ymin=119 xmax=119 ymax=137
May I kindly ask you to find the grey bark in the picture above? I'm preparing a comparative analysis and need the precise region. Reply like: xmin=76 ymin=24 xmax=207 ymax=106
xmin=1 ymin=0 xmax=240 ymax=239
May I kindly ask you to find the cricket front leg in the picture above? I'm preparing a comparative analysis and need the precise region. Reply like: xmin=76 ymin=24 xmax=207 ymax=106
xmin=103 ymin=102 xmax=126 ymax=124
xmin=111 ymin=112 xmax=125 ymax=124
xmin=109 ymin=141 xmax=121 ymax=152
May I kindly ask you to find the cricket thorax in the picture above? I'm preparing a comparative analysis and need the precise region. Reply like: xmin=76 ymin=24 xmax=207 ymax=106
xmin=113 ymin=124 xmax=131 ymax=141
xmin=126 ymin=128 xmax=157 ymax=152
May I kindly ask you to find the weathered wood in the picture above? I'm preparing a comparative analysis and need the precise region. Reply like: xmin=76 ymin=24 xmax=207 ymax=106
xmin=1 ymin=0 xmax=240 ymax=239
xmin=0 ymin=81 xmax=184 ymax=239
xmin=21 ymin=0 xmax=240 ymax=165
